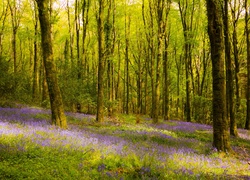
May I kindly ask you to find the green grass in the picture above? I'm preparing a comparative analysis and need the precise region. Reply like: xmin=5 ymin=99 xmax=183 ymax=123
xmin=0 ymin=109 xmax=249 ymax=179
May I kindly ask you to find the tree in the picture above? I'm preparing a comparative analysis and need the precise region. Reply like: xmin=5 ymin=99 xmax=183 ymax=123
xmin=230 ymin=0 xmax=243 ymax=122
xmin=206 ymin=0 xmax=231 ymax=151
xmin=0 ymin=0 xmax=8 ymax=60
xmin=106 ymin=0 xmax=115 ymax=116
xmin=8 ymin=0 xmax=21 ymax=75
xmin=223 ymin=0 xmax=238 ymax=136
xmin=153 ymin=0 xmax=171 ymax=123
xmin=96 ymin=0 xmax=105 ymax=123
xmin=178 ymin=0 xmax=195 ymax=122
xmin=124 ymin=3 xmax=130 ymax=114
xmin=36 ymin=0 xmax=67 ymax=128
xmin=32 ymin=0 xmax=40 ymax=103
xmin=245 ymin=0 xmax=250 ymax=130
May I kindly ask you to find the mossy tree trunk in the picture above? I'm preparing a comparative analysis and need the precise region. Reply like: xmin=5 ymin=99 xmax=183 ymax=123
xmin=96 ymin=0 xmax=105 ymax=123
xmin=230 ymin=0 xmax=241 ymax=125
xmin=36 ymin=0 xmax=67 ymax=129
xmin=178 ymin=0 xmax=195 ymax=123
xmin=245 ymin=0 xmax=250 ymax=130
xmin=206 ymin=0 xmax=231 ymax=152
xmin=106 ymin=0 xmax=115 ymax=117
xmin=223 ymin=0 xmax=238 ymax=136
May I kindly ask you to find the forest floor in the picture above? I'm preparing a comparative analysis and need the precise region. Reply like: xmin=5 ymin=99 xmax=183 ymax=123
xmin=0 ymin=104 xmax=249 ymax=179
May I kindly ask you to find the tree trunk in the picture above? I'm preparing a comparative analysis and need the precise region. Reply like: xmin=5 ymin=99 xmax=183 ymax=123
xmin=8 ymin=0 xmax=19 ymax=75
xmin=32 ymin=2 xmax=40 ymax=103
xmin=125 ymin=9 xmax=130 ymax=114
xmin=75 ymin=0 xmax=81 ymax=79
xmin=230 ymin=0 xmax=241 ymax=121
xmin=153 ymin=0 xmax=165 ymax=123
xmin=163 ymin=30 xmax=170 ymax=120
xmin=66 ymin=0 xmax=74 ymax=66
xmin=245 ymin=0 xmax=250 ymax=130
xmin=223 ymin=0 xmax=238 ymax=136
xmin=36 ymin=0 xmax=67 ymax=129
xmin=178 ymin=0 xmax=194 ymax=122
xmin=82 ymin=0 xmax=89 ymax=77
xmin=96 ymin=0 xmax=105 ymax=123
xmin=206 ymin=0 xmax=231 ymax=152
xmin=0 ymin=3 xmax=8 ymax=63
xmin=106 ymin=0 xmax=113 ymax=116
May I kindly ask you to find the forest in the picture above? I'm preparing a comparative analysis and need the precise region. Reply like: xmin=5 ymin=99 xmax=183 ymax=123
xmin=0 ymin=0 xmax=250 ymax=179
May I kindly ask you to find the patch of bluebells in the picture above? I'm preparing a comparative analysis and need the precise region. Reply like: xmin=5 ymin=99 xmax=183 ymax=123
xmin=0 ymin=107 xmax=50 ymax=126
xmin=151 ymin=120 xmax=212 ymax=133
xmin=0 ymin=107 xmax=250 ymax=178
xmin=139 ymin=166 xmax=151 ymax=175
xmin=65 ymin=111 xmax=96 ymax=122
xmin=238 ymin=129 xmax=250 ymax=141
xmin=97 ymin=163 xmax=106 ymax=172
xmin=0 ymin=109 xmax=130 ymax=156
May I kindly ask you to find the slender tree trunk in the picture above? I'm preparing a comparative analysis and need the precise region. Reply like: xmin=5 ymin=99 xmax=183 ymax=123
xmin=245 ymin=0 xmax=250 ymax=130
xmin=148 ymin=1 xmax=155 ymax=119
xmin=137 ymin=54 xmax=142 ymax=114
xmin=96 ymin=0 xmax=105 ymax=123
xmin=36 ymin=0 xmax=67 ymax=128
xmin=82 ymin=0 xmax=89 ymax=77
xmin=223 ymin=0 xmax=238 ymax=136
xmin=0 ymin=3 xmax=8 ymax=63
xmin=178 ymin=0 xmax=193 ymax=122
xmin=11 ymin=30 xmax=17 ymax=74
xmin=32 ymin=4 xmax=40 ymax=102
xmin=200 ymin=32 xmax=209 ymax=96
xmin=230 ymin=0 xmax=241 ymax=119
xmin=115 ymin=39 xmax=121 ymax=101
xmin=153 ymin=0 xmax=171 ymax=122
xmin=163 ymin=30 xmax=170 ymax=120
xmin=206 ymin=0 xmax=231 ymax=152
xmin=66 ymin=0 xmax=74 ymax=65
xmin=8 ymin=0 xmax=19 ymax=75
xmin=125 ymin=10 xmax=130 ymax=114
xmin=106 ymin=0 xmax=113 ymax=116
xmin=153 ymin=0 xmax=165 ymax=123
xmin=174 ymin=46 xmax=181 ymax=118
xmin=42 ymin=67 xmax=49 ymax=105
xmin=75 ymin=0 xmax=81 ymax=79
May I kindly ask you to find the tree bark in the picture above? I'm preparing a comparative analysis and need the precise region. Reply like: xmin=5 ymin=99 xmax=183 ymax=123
xmin=106 ymin=0 xmax=114 ymax=116
xmin=32 ymin=2 xmax=40 ymax=103
xmin=36 ymin=0 xmax=67 ymax=128
xmin=8 ymin=0 xmax=19 ymax=75
xmin=178 ymin=0 xmax=194 ymax=122
xmin=223 ymin=0 xmax=238 ymax=136
xmin=245 ymin=0 xmax=250 ymax=130
xmin=75 ymin=0 xmax=81 ymax=79
xmin=163 ymin=29 xmax=170 ymax=120
xmin=96 ymin=0 xmax=105 ymax=123
xmin=0 ymin=2 xmax=8 ymax=62
xmin=230 ymin=0 xmax=241 ymax=122
xmin=153 ymin=0 xmax=164 ymax=123
xmin=206 ymin=0 xmax=231 ymax=152
xmin=125 ymin=7 xmax=130 ymax=114
xmin=66 ymin=0 xmax=74 ymax=66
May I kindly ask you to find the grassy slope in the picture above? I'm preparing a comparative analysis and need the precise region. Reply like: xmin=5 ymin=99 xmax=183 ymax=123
xmin=0 ymin=106 xmax=249 ymax=179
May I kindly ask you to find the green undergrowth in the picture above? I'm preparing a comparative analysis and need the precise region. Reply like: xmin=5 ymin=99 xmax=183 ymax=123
xmin=0 ymin=136 xmax=211 ymax=180
xmin=68 ymin=114 xmax=250 ymax=156
xmin=0 ymin=110 xmax=249 ymax=179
